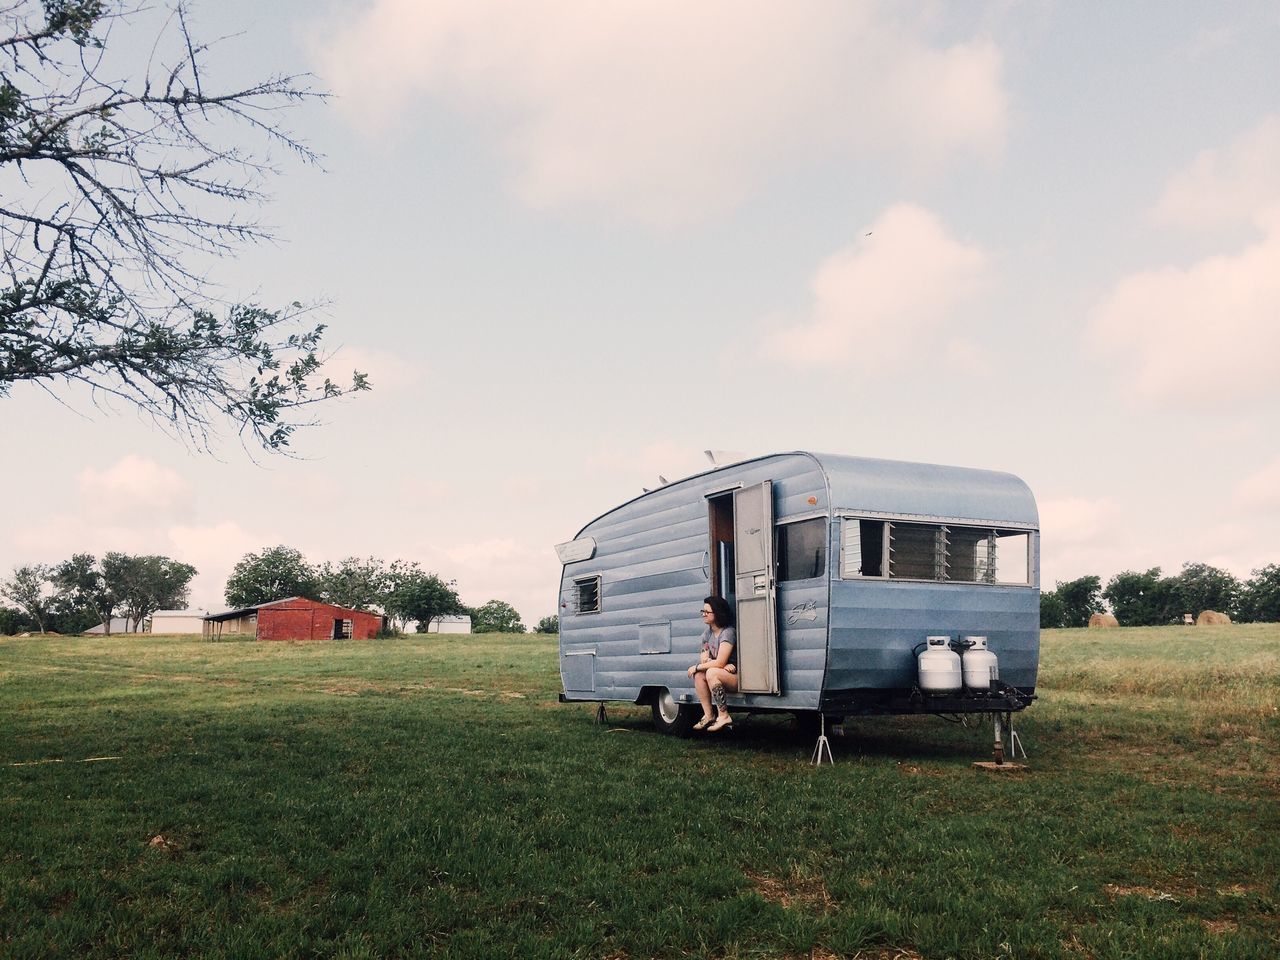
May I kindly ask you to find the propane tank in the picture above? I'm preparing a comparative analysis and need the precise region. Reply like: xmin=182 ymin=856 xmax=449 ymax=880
xmin=918 ymin=635 xmax=962 ymax=694
xmin=961 ymin=636 xmax=999 ymax=693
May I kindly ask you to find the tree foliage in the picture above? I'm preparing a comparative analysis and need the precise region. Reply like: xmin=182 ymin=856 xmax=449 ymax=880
xmin=1103 ymin=568 xmax=1179 ymax=626
xmin=224 ymin=546 xmax=318 ymax=608
xmin=1239 ymin=564 xmax=1280 ymax=624
xmin=103 ymin=552 xmax=196 ymax=629
xmin=1051 ymin=575 xmax=1103 ymax=628
xmin=1174 ymin=562 xmax=1240 ymax=620
xmin=0 ymin=563 xmax=51 ymax=632
xmin=535 ymin=614 xmax=559 ymax=634
xmin=51 ymin=552 xmax=117 ymax=631
xmin=1039 ymin=590 xmax=1066 ymax=629
xmin=0 ymin=0 xmax=368 ymax=450
xmin=317 ymin=556 xmax=388 ymax=611
xmin=471 ymin=599 xmax=525 ymax=634
xmin=383 ymin=562 xmax=463 ymax=633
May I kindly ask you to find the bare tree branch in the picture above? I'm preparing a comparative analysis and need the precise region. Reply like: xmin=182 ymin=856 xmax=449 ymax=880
xmin=0 ymin=0 xmax=367 ymax=451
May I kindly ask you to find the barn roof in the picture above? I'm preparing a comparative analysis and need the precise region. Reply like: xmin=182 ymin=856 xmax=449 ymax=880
xmin=202 ymin=597 xmax=304 ymax=622
xmin=203 ymin=597 xmax=382 ymax=622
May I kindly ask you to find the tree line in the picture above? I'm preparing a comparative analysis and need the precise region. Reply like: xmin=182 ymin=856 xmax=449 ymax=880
xmin=223 ymin=546 xmax=546 ymax=635
xmin=1 ymin=554 xmax=196 ymax=635
xmin=1042 ymin=562 xmax=1280 ymax=628
xmin=2 ymin=545 xmax=560 ymax=637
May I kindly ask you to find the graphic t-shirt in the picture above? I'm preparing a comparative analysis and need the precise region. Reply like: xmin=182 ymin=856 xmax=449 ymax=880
xmin=699 ymin=625 xmax=737 ymax=666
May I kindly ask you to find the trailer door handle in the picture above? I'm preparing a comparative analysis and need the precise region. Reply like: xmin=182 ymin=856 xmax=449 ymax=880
xmin=701 ymin=550 xmax=709 ymax=579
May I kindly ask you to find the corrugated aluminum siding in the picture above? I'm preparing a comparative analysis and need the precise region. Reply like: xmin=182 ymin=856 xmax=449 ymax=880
xmin=559 ymin=453 xmax=828 ymax=710
xmin=825 ymin=579 xmax=1040 ymax=696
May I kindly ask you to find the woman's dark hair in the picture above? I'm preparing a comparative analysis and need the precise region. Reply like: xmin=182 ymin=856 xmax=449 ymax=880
xmin=704 ymin=595 xmax=734 ymax=628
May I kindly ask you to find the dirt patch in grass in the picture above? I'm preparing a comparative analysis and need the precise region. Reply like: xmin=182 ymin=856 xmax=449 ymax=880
xmin=896 ymin=763 xmax=946 ymax=778
xmin=1104 ymin=882 xmax=1185 ymax=902
xmin=146 ymin=834 xmax=180 ymax=856
xmin=1202 ymin=919 xmax=1239 ymax=935
xmin=745 ymin=866 xmax=832 ymax=912
xmin=847 ymin=949 xmax=924 ymax=960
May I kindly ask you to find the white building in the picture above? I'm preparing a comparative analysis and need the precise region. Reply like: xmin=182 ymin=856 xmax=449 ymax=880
xmin=148 ymin=610 xmax=208 ymax=635
xmin=424 ymin=615 xmax=471 ymax=634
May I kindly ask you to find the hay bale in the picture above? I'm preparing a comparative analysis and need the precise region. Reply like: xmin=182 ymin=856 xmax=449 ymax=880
xmin=1196 ymin=610 xmax=1231 ymax=625
xmin=1089 ymin=613 xmax=1119 ymax=628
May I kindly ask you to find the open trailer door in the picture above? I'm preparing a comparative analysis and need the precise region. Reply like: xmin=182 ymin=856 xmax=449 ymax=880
xmin=733 ymin=481 xmax=780 ymax=694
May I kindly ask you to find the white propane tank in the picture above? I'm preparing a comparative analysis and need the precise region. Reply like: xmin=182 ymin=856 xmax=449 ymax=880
xmin=962 ymin=636 xmax=999 ymax=693
xmin=918 ymin=635 xmax=962 ymax=694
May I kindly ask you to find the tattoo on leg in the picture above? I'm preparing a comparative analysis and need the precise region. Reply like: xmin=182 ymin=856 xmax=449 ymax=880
xmin=711 ymin=680 xmax=726 ymax=709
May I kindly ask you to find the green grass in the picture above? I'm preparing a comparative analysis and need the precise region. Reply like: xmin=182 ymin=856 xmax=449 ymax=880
xmin=1 ymin=626 xmax=1277 ymax=959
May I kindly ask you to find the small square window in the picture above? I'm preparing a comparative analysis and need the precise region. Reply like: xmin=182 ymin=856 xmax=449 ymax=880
xmin=777 ymin=518 xmax=827 ymax=581
xmin=575 ymin=576 xmax=601 ymax=614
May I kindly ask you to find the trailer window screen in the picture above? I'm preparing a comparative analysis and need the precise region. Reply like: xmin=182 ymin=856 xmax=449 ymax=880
xmin=777 ymin=518 xmax=826 ymax=581
xmin=890 ymin=522 xmax=943 ymax=580
xmin=575 ymin=576 xmax=601 ymax=614
xmin=840 ymin=517 xmax=1032 ymax=585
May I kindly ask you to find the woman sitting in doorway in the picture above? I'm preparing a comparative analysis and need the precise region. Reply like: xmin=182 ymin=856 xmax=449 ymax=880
xmin=688 ymin=595 xmax=737 ymax=732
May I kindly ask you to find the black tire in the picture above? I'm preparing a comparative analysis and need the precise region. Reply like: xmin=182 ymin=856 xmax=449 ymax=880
xmin=651 ymin=688 xmax=697 ymax=737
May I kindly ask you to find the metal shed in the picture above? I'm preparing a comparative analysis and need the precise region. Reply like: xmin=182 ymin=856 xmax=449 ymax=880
xmin=555 ymin=451 xmax=1039 ymax=736
xmin=147 ymin=610 xmax=207 ymax=635
xmin=203 ymin=597 xmax=383 ymax=641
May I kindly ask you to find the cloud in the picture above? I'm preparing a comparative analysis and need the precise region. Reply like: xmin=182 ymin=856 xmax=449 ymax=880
xmin=1155 ymin=116 xmax=1280 ymax=230
xmin=77 ymin=455 xmax=190 ymax=519
xmin=1089 ymin=226 xmax=1280 ymax=407
xmin=1092 ymin=119 xmax=1280 ymax=409
xmin=312 ymin=1 xmax=1007 ymax=223
xmin=763 ymin=204 xmax=988 ymax=367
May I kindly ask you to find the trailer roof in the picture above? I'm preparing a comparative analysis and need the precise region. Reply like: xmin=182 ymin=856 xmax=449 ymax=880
xmin=811 ymin=452 xmax=1038 ymax=526
xmin=573 ymin=451 xmax=1037 ymax=537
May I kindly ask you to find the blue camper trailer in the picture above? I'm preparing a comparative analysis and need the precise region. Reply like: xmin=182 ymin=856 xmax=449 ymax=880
xmin=556 ymin=452 xmax=1040 ymax=740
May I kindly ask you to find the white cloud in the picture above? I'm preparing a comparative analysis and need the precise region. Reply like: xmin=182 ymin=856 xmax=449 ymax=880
xmin=1234 ymin=456 xmax=1280 ymax=512
xmin=1155 ymin=116 xmax=1280 ymax=230
xmin=1089 ymin=226 xmax=1280 ymax=407
xmin=312 ymin=1 xmax=1007 ymax=223
xmin=763 ymin=203 xmax=987 ymax=367
xmin=1093 ymin=119 xmax=1280 ymax=408
xmin=77 ymin=455 xmax=189 ymax=518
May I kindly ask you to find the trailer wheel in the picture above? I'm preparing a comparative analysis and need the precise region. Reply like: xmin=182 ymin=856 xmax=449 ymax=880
xmin=651 ymin=688 xmax=696 ymax=737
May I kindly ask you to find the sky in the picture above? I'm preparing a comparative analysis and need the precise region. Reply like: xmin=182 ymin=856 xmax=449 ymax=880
xmin=2 ymin=0 xmax=1279 ymax=626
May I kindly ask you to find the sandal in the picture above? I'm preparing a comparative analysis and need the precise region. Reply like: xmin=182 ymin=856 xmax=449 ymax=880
xmin=692 ymin=715 xmax=715 ymax=731
xmin=707 ymin=715 xmax=733 ymax=732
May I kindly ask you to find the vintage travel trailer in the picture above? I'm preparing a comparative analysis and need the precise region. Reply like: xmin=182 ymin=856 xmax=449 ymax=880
xmin=556 ymin=452 xmax=1039 ymax=739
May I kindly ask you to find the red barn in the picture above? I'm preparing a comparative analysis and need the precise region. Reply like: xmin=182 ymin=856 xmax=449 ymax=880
xmin=203 ymin=597 xmax=383 ymax=641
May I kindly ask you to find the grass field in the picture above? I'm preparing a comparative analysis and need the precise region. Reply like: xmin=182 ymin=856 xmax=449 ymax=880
xmin=1 ymin=625 xmax=1277 ymax=959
